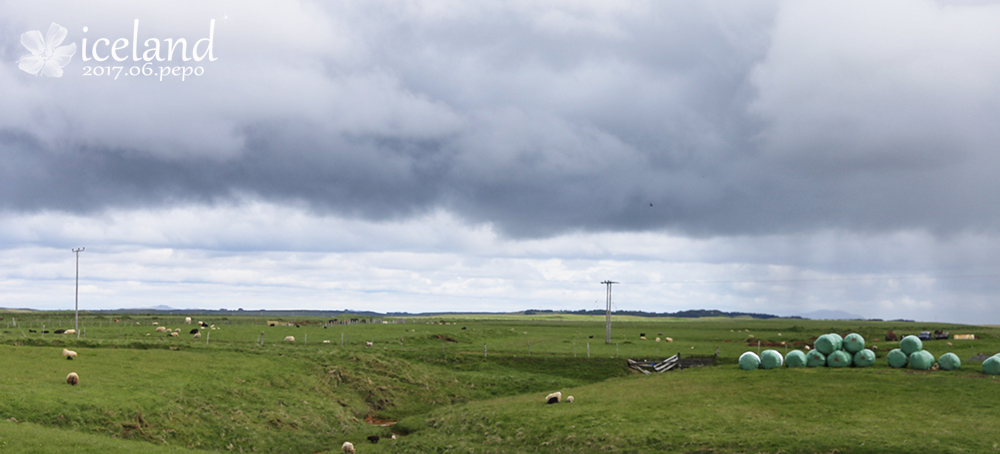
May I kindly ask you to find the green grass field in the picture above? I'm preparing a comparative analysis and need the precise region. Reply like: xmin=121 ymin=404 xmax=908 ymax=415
xmin=0 ymin=311 xmax=998 ymax=453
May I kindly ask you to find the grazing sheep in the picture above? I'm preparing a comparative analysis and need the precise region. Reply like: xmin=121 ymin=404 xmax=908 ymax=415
xmin=323 ymin=340 xmax=330 ymax=343
xmin=174 ymin=328 xmax=181 ymax=333
xmin=185 ymin=317 xmax=192 ymax=324
xmin=193 ymin=332 xmax=202 ymax=339
xmin=29 ymin=329 xmax=36 ymax=333
xmin=200 ymin=322 xmax=209 ymax=327
xmin=665 ymin=337 xmax=673 ymax=342
xmin=156 ymin=326 xmax=167 ymax=332
xmin=64 ymin=329 xmax=76 ymax=335
xmin=190 ymin=328 xmax=199 ymax=334
xmin=639 ymin=333 xmax=645 ymax=337
xmin=169 ymin=332 xmax=179 ymax=337
xmin=284 ymin=336 xmax=295 ymax=342
xmin=62 ymin=348 xmax=77 ymax=360
xmin=152 ymin=322 xmax=159 ymax=326
xmin=545 ymin=391 xmax=562 ymax=404
xmin=390 ymin=434 xmax=397 ymax=439
xmin=566 ymin=396 xmax=575 ymax=403
xmin=640 ymin=336 xmax=646 ymax=340
xmin=367 ymin=435 xmax=380 ymax=443
xmin=342 ymin=441 xmax=355 ymax=454
xmin=66 ymin=372 xmax=79 ymax=386
xmin=136 ymin=322 xmax=140 ymax=325
xmin=656 ymin=337 xmax=661 ymax=342
xmin=365 ymin=341 xmax=374 ymax=347
xmin=54 ymin=329 xmax=66 ymax=334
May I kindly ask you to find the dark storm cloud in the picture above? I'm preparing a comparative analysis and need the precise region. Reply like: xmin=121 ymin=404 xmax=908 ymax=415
xmin=4 ymin=0 xmax=1000 ymax=238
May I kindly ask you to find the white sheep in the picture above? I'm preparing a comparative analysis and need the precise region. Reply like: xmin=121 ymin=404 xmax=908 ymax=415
xmin=365 ymin=341 xmax=374 ymax=347
xmin=62 ymin=348 xmax=77 ymax=360
xmin=284 ymin=336 xmax=295 ymax=342
xmin=193 ymin=332 xmax=202 ymax=338
xmin=665 ymin=337 xmax=673 ymax=342
xmin=152 ymin=322 xmax=159 ymax=326
xmin=323 ymin=340 xmax=330 ymax=343
xmin=64 ymin=329 xmax=76 ymax=335
xmin=170 ymin=332 xmax=179 ymax=337
xmin=174 ymin=328 xmax=181 ymax=333
xmin=342 ymin=441 xmax=355 ymax=454
xmin=185 ymin=317 xmax=192 ymax=324
xmin=545 ymin=391 xmax=562 ymax=404
xmin=655 ymin=337 xmax=661 ymax=342
xmin=66 ymin=372 xmax=79 ymax=386
xmin=566 ymin=396 xmax=575 ymax=403
xmin=155 ymin=326 xmax=167 ymax=332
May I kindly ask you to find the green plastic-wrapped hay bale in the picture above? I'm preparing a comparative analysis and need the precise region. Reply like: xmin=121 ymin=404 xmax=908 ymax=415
xmin=909 ymin=350 xmax=935 ymax=370
xmin=826 ymin=350 xmax=852 ymax=368
xmin=938 ymin=352 xmax=961 ymax=371
xmin=887 ymin=348 xmax=908 ymax=368
xmin=842 ymin=333 xmax=865 ymax=353
xmin=853 ymin=349 xmax=876 ymax=367
xmin=983 ymin=355 xmax=1000 ymax=375
xmin=760 ymin=349 xmax=783 ymax=369
xmin=814 ymin=334 xmax=842 ymax=355
xmin=900 ymin=335 xmax=923 ymax=356
xmin=739 ymin=351 xmax=761 ymax=370
xmin=805 ymin=350 xmax=827 ymax=367
xmin=785 ymin=350 xmax=807 ymax=368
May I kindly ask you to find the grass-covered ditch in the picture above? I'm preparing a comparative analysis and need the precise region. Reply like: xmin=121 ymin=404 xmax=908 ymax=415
xmin=1 ymin=311 xmax=1000 ymax=452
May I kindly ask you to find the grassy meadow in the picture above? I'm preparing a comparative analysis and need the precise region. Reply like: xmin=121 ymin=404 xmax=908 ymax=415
xmin=0 ymin=311 xmax=998 ymax=453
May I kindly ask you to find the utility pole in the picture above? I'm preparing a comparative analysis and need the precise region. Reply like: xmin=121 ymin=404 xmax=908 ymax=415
xmin=602 ymin=280 xmax=617 ymax=344
xmin=72 ymin=247 xmax=85 ymax=339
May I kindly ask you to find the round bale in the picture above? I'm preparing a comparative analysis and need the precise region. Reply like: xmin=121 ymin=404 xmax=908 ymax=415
xmin=938 ymin=352 xmax=961 ymax=371
xmin=760 ymin=349 xmax=784 ymax=370
xmin=805 ymin=349 xmax=827 ymax=367
xmin=842 ymin=333 xmax=865 ymax=354
xmin=785 ymin=350 xmax=807 ymax=368
xmin=983 ymin=355 xmax=1000 ymax=375
xmin=900 ymin=335 xmax=923 ymax=356
xmin=909 ymin=350 xmax=935 ymax=370
xmin=887 ymin=348 xmax=909 ymax=368
xmin=852 ymin=349 xmax=876 ymax=367
xmin=826 ymin=350 xmax=852 ymax=368
xmin=814 ymin=334 xmax=841 ymax=355
xmin=738 ymin=351 xmax=760 ymax=370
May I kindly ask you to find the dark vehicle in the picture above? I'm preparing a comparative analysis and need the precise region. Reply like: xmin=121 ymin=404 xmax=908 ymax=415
xmin=933 ymin=330 xmax=950 ymax=340
xmin=918 ymin=331 xmax=932 ymax=341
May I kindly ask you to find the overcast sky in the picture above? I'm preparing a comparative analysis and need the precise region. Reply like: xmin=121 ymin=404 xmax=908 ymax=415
xmin=3 ymin=0 xmax=1000 ymax=324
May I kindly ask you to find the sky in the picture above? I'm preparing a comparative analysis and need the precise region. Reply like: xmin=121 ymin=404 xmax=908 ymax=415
xmin=2 ymin=0 xmax=1000 ymax=324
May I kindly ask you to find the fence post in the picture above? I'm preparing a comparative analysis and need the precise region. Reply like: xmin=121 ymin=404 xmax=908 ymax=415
xmin=587 ymin=342 xmax=590 ymax=358
xmin=207 ymin=332 xmax=210 ymax=344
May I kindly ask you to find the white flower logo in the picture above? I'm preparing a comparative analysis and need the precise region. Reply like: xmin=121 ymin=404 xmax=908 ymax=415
xmin=17 ymin=23 xmax=77 ymax=77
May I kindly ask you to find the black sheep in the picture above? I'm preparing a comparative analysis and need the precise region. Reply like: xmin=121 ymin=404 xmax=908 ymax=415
xmin=190 ymin=328 xmax=199 ymax=334
xmin=367 ymin=435 xmax=380 ymax=444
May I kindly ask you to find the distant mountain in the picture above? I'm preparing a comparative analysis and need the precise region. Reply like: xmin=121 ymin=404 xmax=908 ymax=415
xmin=524 ymin=309 xmax=787 ymax=319
xmin=799 ymin=310 xmax=864 ymax=320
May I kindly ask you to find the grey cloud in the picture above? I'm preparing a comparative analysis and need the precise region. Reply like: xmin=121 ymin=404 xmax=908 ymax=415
xmin=3 ymin=0 xmax=1000 ymax=241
